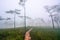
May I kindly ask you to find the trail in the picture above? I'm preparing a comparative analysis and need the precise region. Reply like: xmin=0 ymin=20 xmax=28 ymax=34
xmin=24 ymin=28 xmax=32 ymax=40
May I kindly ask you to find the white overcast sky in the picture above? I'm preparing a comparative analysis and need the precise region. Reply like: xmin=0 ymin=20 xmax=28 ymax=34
xmin=0 ymin=0 xmax=60 ymax=28
xmin=0 ymin=0 xmax=60 ymax=19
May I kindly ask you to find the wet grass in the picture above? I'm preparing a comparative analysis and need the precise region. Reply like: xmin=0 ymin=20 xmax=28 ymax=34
xmin=0 ymin=27 xmax=60 ymax=40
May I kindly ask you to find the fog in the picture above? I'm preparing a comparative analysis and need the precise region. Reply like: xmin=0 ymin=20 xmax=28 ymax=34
xmin=0 ymin=0 xmax=60 ymax=28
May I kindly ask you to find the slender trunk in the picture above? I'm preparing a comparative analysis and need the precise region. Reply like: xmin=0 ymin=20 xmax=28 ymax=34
xmin=47 ymin=10 xmax=55 ymax=29
xmin=14 ymin=13 xmax=16 ymax=29
xmin=50 ymin=15 xmax=54 ymax=29
xmin=23 ymin=2 xmax=26 ymax=33
xmin=57 ymin=22 xmax=59 ymax=29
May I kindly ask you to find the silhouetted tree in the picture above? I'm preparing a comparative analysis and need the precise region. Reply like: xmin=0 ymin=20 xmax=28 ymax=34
xmin=6 ymin=18 xmax=11 ymax=20
xmin=54 ymin=15 xmax=60 ymax=28
xmin=5 ymin=9 xmax=20 ymax=29
xmin=19 ymin=16 xmax=32 ymax=27
xmin=0 ymin=16 xmax=5 ymax=20
xmin=19 ymin=0 xmax=27 ymax=32
xmin=0 ymin=16 xmax=11 ymax=20
xmin=45 ymin=6 xmax=55 ymax=29
xmin=19 ymin=16 xmax=31 ymax=19
xmin=45 ymin=5 xmax=60 ymax=29
xmin=40 ymin=18 xmax=46 ymax=23
xmin=0 ymin=16 xmax=11 ymax=28
xmin=50 ymin=5 xmax=60 ymax=28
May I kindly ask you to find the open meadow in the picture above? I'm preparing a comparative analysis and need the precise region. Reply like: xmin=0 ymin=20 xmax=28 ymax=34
xmin=0 ymin=27 xmax=60 ymax=40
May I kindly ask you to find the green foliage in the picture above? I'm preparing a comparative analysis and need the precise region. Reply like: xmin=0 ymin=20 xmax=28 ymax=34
xmin=0 ymin=28 xmax=24 ymax=40
xmin=0 ymin=27 xmax=60 ymax=40
xmin=31 ymin=28 xmax=58 ymax=40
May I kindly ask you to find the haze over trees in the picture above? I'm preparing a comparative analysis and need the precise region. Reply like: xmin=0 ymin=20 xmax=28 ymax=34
xmin=44 ymin=4 xmax=60 ymax=29
xmin=5 ymin=9 xmax=20 ymax=29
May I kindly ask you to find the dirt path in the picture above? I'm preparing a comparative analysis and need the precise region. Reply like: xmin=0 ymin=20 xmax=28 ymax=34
xmin=24 ymin=28 xmax=32 ymax=40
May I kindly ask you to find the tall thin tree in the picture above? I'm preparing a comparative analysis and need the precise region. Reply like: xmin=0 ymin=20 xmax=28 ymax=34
xmin=19 ymin=0 xmax=27 ymax=32
xmin=49 ymin=5 xmax=60 ymax=28
xmin=5 ymin=9 xmax=20 ymax=29
xmin=45 ymin=6 xmax=55 ymax=29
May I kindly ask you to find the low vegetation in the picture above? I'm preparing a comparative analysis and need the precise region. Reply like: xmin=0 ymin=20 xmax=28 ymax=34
xmin=0 ymin=27 xmax=60 ymax=40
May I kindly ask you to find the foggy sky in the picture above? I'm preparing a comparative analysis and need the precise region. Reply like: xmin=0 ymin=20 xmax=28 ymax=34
xmin=0 ymin=0 xmax=60 ymax=28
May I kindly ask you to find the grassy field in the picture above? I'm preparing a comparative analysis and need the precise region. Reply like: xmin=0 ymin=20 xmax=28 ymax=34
xmin=0 ymin=27 xmax=60 ymax=40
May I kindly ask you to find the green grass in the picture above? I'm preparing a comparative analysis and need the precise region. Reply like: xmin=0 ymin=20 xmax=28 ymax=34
xmin=0 ymin=27 xmax=60 ymax=40
xmin=0 ymin=28 xmax=25 ymax=40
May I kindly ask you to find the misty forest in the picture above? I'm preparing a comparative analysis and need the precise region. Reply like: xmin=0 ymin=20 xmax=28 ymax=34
xmin=0 ymin=0 xmax=60 ymax=40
